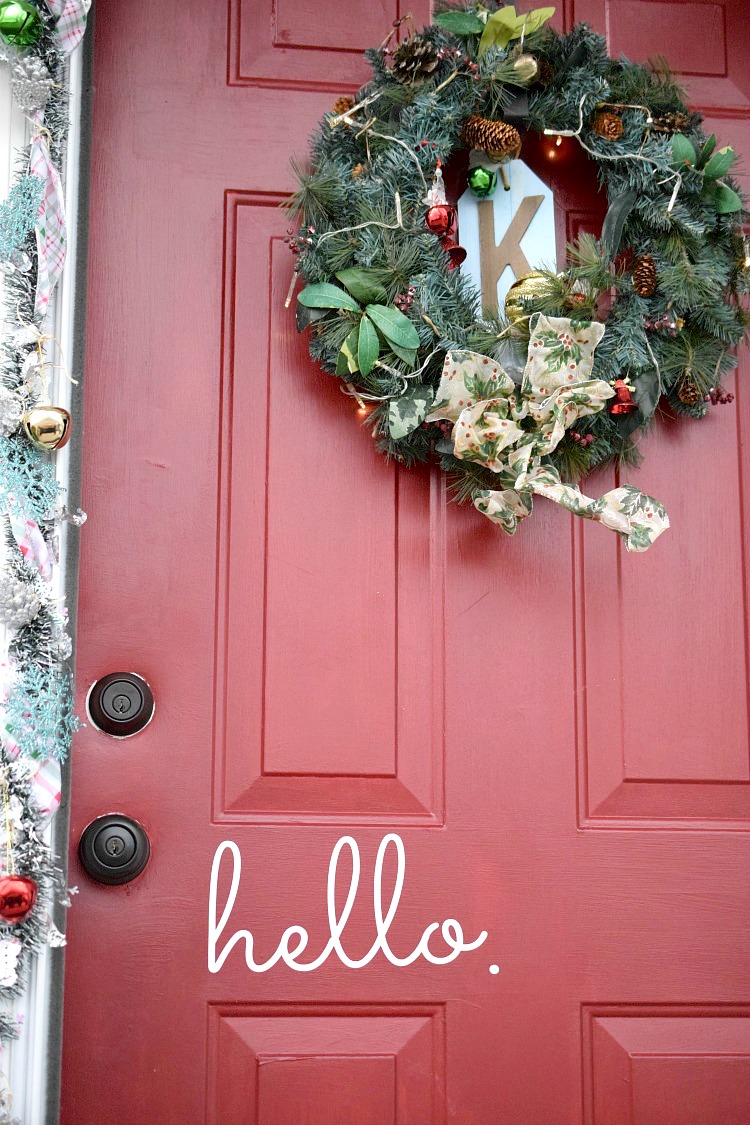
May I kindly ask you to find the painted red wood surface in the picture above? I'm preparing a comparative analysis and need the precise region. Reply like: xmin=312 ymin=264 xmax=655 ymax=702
xmin=62 ymin=2 xmax=750 ymax=1122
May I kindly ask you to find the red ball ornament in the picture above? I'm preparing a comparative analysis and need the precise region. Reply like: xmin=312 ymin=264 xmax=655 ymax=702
xmin=425 ymin=203 xmax=456 ymax=236
xmin=0 ymin=875 xmax=38 ymax=922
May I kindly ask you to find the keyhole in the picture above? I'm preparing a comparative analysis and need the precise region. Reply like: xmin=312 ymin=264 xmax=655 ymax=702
xmin=105 ymin=837 xmax=124 ymax=856
xmin=112 ymin=694 xmax=131 ymax=714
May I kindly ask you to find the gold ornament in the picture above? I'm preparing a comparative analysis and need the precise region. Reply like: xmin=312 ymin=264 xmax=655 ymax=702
xmin=511 ymin=53 xmax=539 ymax=84
xmin=22 ymin=405 xmax=72 ymax=451
xmin=504 ymin=273 xmax=557 ymax=323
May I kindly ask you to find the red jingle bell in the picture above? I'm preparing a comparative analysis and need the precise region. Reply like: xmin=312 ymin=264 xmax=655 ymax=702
xmin=0 ymin=874 xmax=37 ymax=922
xmin=440 ymin=236 xmax=467 ymax=270
xmin=425 ymin=203 xmax=456 ymax=236
xmin=609 ymin=378 xmax=637 ymax=415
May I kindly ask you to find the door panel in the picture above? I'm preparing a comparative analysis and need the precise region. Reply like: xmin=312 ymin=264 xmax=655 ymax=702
xmin=61 ymin=3 xmax=750 ymax=1123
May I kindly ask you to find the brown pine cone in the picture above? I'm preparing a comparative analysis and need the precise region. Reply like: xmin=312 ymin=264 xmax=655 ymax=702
xmin=535 ymin=58 xmax=555 ymax=86
xmin=633 ymin=253 xmax=658 ymax=298
xmin=650 ymin=111 xmax=690 ymax=134
xmin=677 ymin=378 xmax=701 ymax=405
xmin=462 ymin=115 xmax=522 ymax=162
xmin=332 ymin=95 xmax=355 ymax=116
xmin=592 ymin=110 xmax=624 ymax=141
xmin=390 ymin=37 xmax=440 ymax=85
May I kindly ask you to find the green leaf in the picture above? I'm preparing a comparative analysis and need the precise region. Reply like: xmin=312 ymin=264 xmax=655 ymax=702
xmin=713 ymin=182 xmax=742 ymax=214
xmin=478 ymin=6 xmax=517 ymax=54
xmin=295 ymin=304 xmax=328 ymax=333
xmin=388 ymin=383 xmax=434 ymax=440
xmin=433 ymin=10 xmax=484 ymax=34
xmin=478 ymin=4 xmax=555 ymax=55
xmin=335 ymin=268 xmax=388 ymax=304
xmin=336 ymin=324 xmax=360 ymax=375
xmin=298 ymin=282 xmax=360 ymax=311
xmin=517 ymin=5 xmax=555 ymax=35
xmin=387 ymin=341 xmax=418 ymax=366
xmin=365 ymin=304 xmax=420 ymax=349
xmin=698 ymin=134 xmax=716 ymax=167
xmin=633 ymin=369 xmax=660 ymax=420
xmin=671 ymin=134 xmax=697 ymax=168
xmin=702 ymin=146 xmax=735 ymax=180
xmin=357 ymin=315 xmax=379 ymax=376
xmin=601 ymin=190 xmax=637 ymax=256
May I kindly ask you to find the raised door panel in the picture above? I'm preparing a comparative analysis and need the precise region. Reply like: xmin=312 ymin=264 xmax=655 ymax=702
xmin=575 ymin=372 xmax=750 ymax=827
xmin=206 ymin=1004 xmax=446 ymax=1124
xmin=229 ymin=0 xmax=433 ymax=90
xmin=571 ymin=0 xmax=750 ymax=112
xmin=214 ymin=194 xmax=445 ymax=824
xmin=583 ymin=1005 xmax=750 ymax=1125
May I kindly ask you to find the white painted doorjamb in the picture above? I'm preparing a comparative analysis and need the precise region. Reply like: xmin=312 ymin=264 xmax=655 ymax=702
xmin=0 ymin=38 xmax=86 ymax=1125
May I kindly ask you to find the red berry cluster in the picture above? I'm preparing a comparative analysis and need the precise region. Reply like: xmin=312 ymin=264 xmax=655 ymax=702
xmin=644 ymin=313 xmax=680 ymax=336
xmin=285 ymin=225 xmax=315 ymax=255
xmin=570 ymin=431 xmax=594 ymax=447
xmin=395 ymin=286 xmax=416 ymax=311
xmin=437 ymin=45 xmax=480 ymax=76
xmin=705 ymin=386 xmax=735 ymax=405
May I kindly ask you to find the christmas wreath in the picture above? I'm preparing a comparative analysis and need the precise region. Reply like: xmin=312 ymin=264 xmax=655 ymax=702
xmin=285 ymin=5 xmax=749 ymax=551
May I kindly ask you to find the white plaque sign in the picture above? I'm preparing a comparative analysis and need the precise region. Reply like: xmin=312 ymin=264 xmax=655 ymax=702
xmin=457 ymin=158 xmax=556 ymax=314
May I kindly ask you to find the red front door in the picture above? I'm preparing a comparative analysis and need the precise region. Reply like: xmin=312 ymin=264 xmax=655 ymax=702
xmin=61 ymin=3 xmax=750 ymax=1122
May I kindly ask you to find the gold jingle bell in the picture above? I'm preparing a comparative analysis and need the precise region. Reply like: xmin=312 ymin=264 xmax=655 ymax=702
xmin=22 ymin=405 xmax=72 ymax=451
xmin=504 ymin=272 xmax=557 ymax=323
xmin=511 ymin=53 xmax=539 ymax=84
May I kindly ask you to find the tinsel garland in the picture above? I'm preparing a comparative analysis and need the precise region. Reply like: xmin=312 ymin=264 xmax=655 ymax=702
xmin=287 ymin=5 xmax=749 ymax=516
xmin=0 ymin=0 xmax=89 ymax=1107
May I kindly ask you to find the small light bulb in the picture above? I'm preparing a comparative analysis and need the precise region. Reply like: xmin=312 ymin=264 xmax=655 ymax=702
xmin=555 ymin=135 xmax=562 ymax=147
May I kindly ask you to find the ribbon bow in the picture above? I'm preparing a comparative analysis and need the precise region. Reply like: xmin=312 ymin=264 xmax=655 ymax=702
xmin=426 ymin=314 xmax=669 ymax=552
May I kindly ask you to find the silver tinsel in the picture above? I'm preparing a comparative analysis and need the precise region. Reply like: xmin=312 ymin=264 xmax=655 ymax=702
xmin=0 ymin=385 xmax=22 ymax=437
xmin=10 ymin=57 xmax=54 ymax=114
xmin=0 ymin=572 xmax=41 ymax=630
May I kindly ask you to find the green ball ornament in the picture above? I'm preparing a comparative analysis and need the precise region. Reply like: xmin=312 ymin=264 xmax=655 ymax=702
xmin=467 ymin=166 xmax=498 ymax=199
xmin=0 ymin=1 xmax=42 ymax=47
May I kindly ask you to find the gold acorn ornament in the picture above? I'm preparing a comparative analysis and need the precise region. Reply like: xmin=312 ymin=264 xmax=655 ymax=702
xmin=22 ymin=404 xmax=72 ymax=451
xmin=504 ymin=272 xmax=558 ymax=323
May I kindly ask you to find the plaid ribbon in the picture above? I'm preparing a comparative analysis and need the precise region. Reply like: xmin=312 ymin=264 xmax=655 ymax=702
xmin=44 ymin=0 xmax=90 ymax=54
xmin=9 ymin=511 xmax=53 ymax=579
xmin=30 ymin=133 xmax=67 ymax=318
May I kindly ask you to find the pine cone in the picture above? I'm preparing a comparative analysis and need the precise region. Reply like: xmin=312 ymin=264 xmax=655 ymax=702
xmin=650 ymin=111 xmax=690 ymax=134
xmin=332 ymin=95 xmax=355 ymax=116
xmin=390 ymin=37 xmax=440 ymax=85
xmin=592 ymin=110 xmax=624 ymax=141
xmin=677 ymin=378 xmax=701 ymax=405
xmin=535 ymin=58 xmax=555 ymax=86
xmin=633 ymin=253 xmax=658 ymax=297
xmin=462 ymin=115 xmax=522 ymax=162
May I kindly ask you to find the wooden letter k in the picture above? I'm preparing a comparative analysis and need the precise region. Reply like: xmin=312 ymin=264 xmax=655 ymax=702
xmin=478 ymin=195 xmax=545 ymax=309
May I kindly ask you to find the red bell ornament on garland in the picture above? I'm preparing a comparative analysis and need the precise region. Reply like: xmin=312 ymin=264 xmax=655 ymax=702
xmin=0 ymin=874 xmax=38 ymax=922
xmin=441 ymin=235 xmax=467 ymax=270
xmin=609 ymin=378 xmax=638 ymax=415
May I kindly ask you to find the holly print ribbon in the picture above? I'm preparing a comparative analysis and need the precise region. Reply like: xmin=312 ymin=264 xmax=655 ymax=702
xmin=426 ymin=314 xmax=669 ymax=552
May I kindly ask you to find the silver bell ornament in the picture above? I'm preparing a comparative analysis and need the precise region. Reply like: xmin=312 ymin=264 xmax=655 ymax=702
xmin=0 ymin=384 xmax=22 ymax=435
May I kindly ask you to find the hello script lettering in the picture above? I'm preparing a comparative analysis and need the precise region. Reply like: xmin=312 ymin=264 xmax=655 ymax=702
xmin=208 ymin=834 xmax=489 ymax=973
